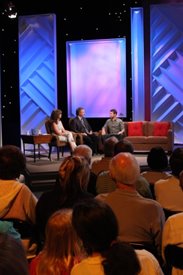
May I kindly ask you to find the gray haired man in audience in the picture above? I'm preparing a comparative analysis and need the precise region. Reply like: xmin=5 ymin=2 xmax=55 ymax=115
xmin=97 ymin=152 xmax=165 ymax=261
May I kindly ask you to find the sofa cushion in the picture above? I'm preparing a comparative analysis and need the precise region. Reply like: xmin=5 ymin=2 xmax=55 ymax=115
xmin=128 ymin=122 xmax=143 ymax=136
xmin=153 ymin=122 xmax=170 ymax=136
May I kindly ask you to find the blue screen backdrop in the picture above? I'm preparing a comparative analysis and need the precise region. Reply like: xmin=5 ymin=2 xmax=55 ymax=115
xmin=19 ymin=14 xmax=57 ymax=134
xmin=151 ymin=4 xmax=183 ymax=144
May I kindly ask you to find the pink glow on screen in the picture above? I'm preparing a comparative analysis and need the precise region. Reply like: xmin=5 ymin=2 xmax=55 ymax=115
xmin=66 ymin=38 xmax=126 ymax=117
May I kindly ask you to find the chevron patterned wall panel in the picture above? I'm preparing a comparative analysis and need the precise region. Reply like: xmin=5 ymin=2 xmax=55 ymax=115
xmin=151 ymin=4 xmax=183 ymax=144
xmin=19 ymin=14 xmax=57 ymax=134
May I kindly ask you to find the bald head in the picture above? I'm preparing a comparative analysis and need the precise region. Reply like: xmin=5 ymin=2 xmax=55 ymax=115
xmin=109 ymin=152 xmax=140 ymax=186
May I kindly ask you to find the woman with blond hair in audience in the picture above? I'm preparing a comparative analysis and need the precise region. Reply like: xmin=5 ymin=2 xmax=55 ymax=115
xmin=30 ymin=209 xmax=82 ymax=275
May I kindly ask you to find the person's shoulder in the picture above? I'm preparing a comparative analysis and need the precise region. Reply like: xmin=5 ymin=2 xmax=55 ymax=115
xmin=155 ymin=176 xmax=174 ymax=186
xmin=71 ymin=116 xmax=78 ymax=122
xmin=91 ymin=159 xmax=101 ymax=167
xmin=136 ymin=192 xmax=161 ymax=207
xmin=142 ymin=196 xmax=163 ymax=210
xmin=105 ymin=118 xmax=111 ymax=123
xmin=135 ymin=249 xmax=163 ymax=274
xmin=20 ymin=183 xmax=33 ymax=193
xmin=70 ymin=260 xmax=84 ymax=275
xmin=95 ymin=193 xmax=109 ymax=201
xmin=166 ymin=212 xmax=183 ymax=224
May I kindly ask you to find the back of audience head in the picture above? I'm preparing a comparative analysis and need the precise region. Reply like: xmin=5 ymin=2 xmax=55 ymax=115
xmin=58 ymin=155 xmax=90 ymax=192
xmin=73 ymin=144 xmax=92 ymax=165
xmin=114 ymin=139 xmax=134 ymax=155
xmin=169 ymin=147 xmax=183 ymax=177
xmin=164 ymin=244 xmax=183 ymax=270
xmin=37 ymin=209 xmax=80 ymax=274
xmin=0 ymin=145 xmax=26 ymax=180
xmin=147 ymin=146 xmax=168 ymax=170
xmin=0 ymin=233 xmax=28 ymax=275
xmin=103 ymin=136 xmax=118 ymax=157
xmin=72 ymin=199 xmax=141 ymax=275
xmin=109 ymin=152 xmax=140 ymax=186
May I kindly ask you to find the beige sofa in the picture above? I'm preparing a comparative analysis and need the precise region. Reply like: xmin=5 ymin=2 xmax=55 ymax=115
xmin=124 ymin=121 xmax=174 ymax=153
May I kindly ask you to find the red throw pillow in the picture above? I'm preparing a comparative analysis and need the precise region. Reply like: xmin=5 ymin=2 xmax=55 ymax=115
xmin=153 ymin=122 xmax=169 ymax=136
xmin=128 ymin=122 xmax=143 ymax=136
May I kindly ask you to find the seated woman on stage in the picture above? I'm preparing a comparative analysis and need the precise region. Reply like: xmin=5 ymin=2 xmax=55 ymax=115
xmin=50 ymin=109 xmax=77 ymax=152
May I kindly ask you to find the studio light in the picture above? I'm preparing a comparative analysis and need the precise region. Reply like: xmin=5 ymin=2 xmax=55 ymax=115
xmin=7 ymin=1 xmax=17 ymax=19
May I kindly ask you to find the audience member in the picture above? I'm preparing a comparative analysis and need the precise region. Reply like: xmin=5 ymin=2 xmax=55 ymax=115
xmin=154 ymin=147 xmax=183 ymax=212
xmin=162 ymin=212 xmax=183 ymax=274
xmin=97 ymin=152 xmax=165 ymax=261
xmin=96 ymin=140 xmax=153 ymax=198
xmin=30 ymin=209 xmax=81 ymax=275
xmin=101 ymin=109 xmax=125 ymax=142
xmin=114 ymin=139 xmax=134 ymax=155
xmin=49 ymin=109 xmax=77 ymax=152
xmin=71 ymin=199 xmax=141 ymax=275
xmin=0 ymin=145 xmax=37 ymax=223
xmin=141 ymin=146 xmax=170 ymax=184
xmin=164 ymin=244 xmax=183 ymax=274
xmin=0 ymin=220 xmax=20 ymax=241
xmin=36 ymin=155 xmax=93 ymax=247
xmin=0 ymin=233 xmax=29 ymax=275
xmin=73 ymin=145 xmax=97 ymax=195
xmin=69 ymin=107 xmax=99 ymax=154
xmin=91 ymin=136 xmax=118 ymax=176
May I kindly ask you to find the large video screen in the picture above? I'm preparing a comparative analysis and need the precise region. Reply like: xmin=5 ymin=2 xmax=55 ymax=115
xmin=66 ymin=38 xmax=127 ymax=118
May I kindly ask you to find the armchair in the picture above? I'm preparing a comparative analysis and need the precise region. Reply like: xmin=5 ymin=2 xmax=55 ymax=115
xmin=45 ymin=119 xmax=69 ymax=160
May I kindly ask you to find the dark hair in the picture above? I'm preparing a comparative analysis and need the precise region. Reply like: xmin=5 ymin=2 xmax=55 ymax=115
xmin=114 ymin=140 xmax=134 ymax=156
xmin=50 ymin=109 xmax=62 ymax=122
xmin=0 ymin=233 xmax=28 ymax=275
xmin=147 ymin=146 xmax=168 ymax=170
xmin=76 ymin=107 xmax=84 ymax=116
xmin=169 ymin=148 xmax=183 ymax=176
xmin=72 ymin=199 xmax=141 ymax=275
xmin=103 ymin=242 xmax=141 ymax=275
xmin=104 ymin=137 xmax=118 ymax=157
xmin=0 ymin=145 xmax=26 ymax=179
xmin=110 ymin=109 xmax=117 ymax=115
xmin=164 ymin=244 xmax=183 ymax=270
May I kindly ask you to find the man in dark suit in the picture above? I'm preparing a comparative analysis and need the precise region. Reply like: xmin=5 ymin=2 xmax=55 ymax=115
xmin=70 ymin=107 xmax=99 ymax=154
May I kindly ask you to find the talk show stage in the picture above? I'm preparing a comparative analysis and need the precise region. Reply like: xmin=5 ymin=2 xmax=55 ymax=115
xmin=24 ymin=157 xmax=61 ymax=194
